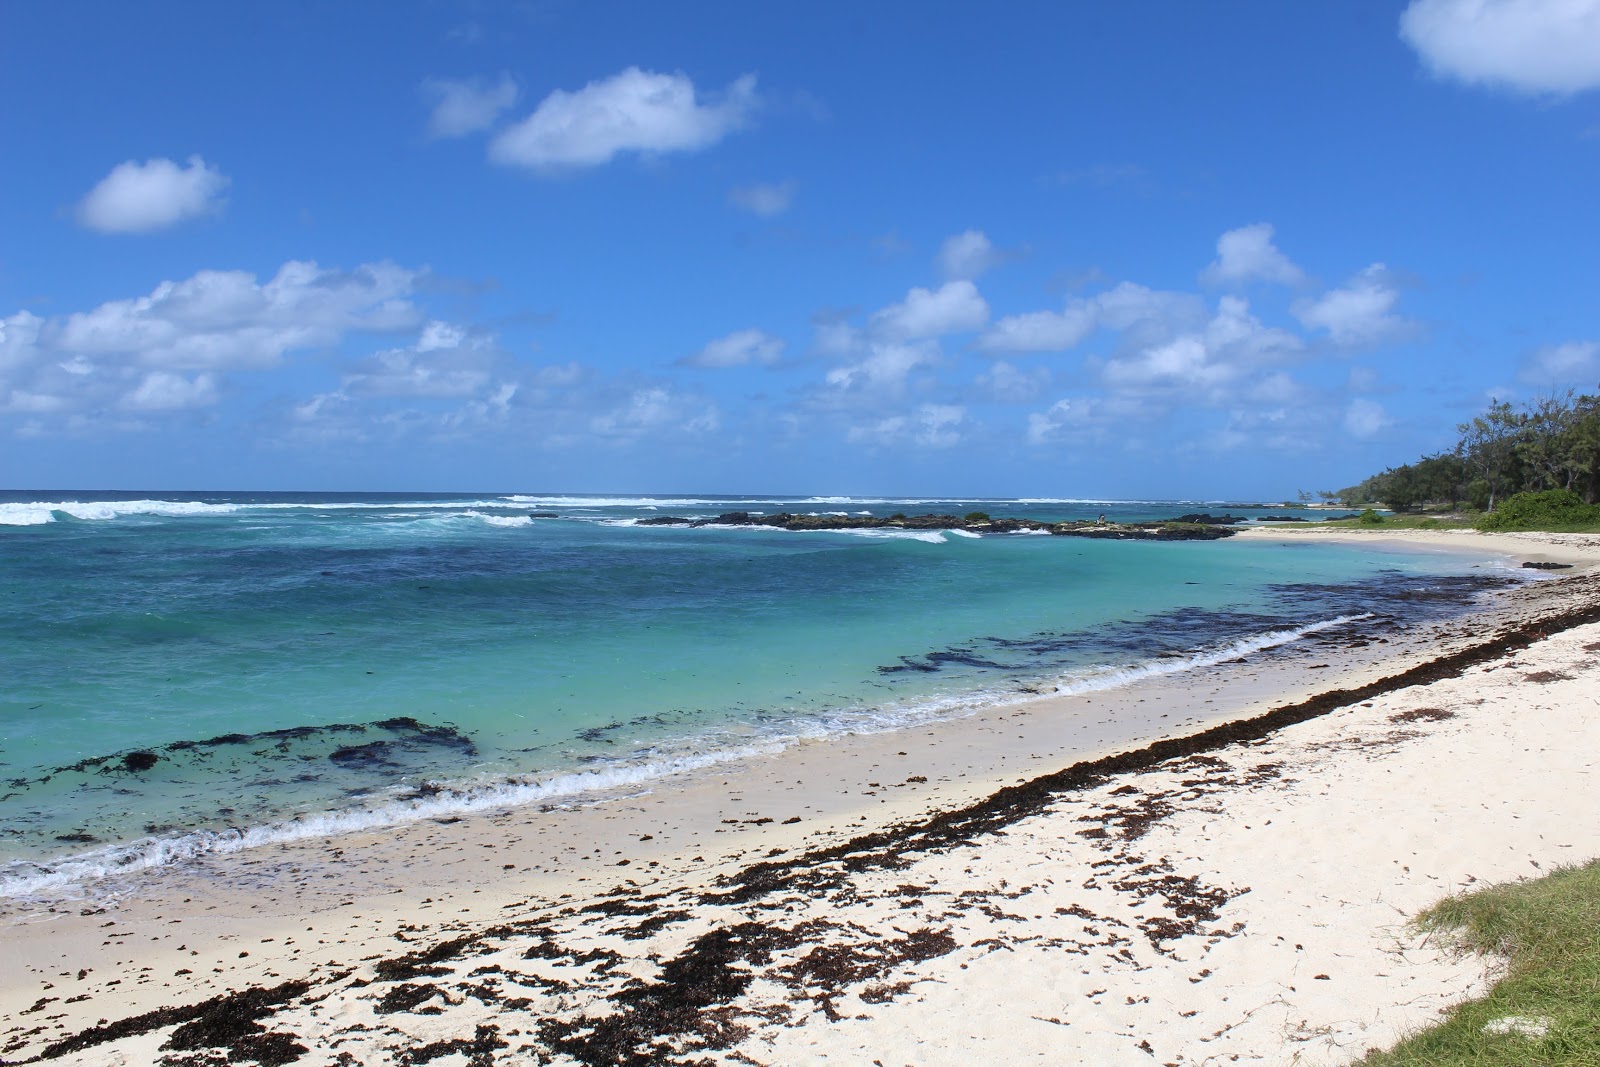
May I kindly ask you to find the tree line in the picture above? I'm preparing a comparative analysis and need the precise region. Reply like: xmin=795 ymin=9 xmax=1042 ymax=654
xmin=1331 ymin=389 xmax=1600 ymax=512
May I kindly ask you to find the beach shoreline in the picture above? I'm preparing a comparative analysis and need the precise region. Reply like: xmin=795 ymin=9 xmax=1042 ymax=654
xmin=4 ymin=528 xmax=1599 ymax=1065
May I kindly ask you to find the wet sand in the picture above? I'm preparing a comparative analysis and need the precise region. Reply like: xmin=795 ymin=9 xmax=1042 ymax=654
xmin=3 ymin=529 xmax=1598 ymax=1066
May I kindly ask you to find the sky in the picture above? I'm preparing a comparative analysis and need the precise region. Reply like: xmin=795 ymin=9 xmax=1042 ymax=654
xmin=1 ymin=0 xmax=1597 ymax=498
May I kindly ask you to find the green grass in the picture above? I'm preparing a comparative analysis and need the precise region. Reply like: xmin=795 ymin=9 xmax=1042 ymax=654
xmin=1360 ymin=859 xmax=1600 ymax=1065
xmin=1313 ymin=514 xmax=1476 ymax=530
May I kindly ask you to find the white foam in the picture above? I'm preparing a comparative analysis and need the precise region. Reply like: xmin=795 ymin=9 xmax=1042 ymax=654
xmin=1050 ymin=614 xmax=1373 ymax=697
xmin=0 ymin=498 xmax=542 ymax=524
xmin=465 ymin=511 xmax=532 ymax=528
xmin=0 ymin=611 xmax=1372 ymax=899
xmin=0 ymin=499 xmax=243 ymax=524
xmin=948 ymin=529 xmax=982 ymax=539
xmin=0 ymin=744 xmax=780 ymax=900
xmin=814 ymin=528 xmax=948 ymax=544
xmin=0 ymin=505 xmax=56 ymax=525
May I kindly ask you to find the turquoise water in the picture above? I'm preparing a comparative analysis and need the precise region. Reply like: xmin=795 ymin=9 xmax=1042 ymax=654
xmin=0 ymin=492 xmax=1510 ymax=895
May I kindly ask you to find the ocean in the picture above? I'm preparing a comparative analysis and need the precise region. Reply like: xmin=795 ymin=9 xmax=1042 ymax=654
xmin=0 ymin=491 xmax=1513 ymax=897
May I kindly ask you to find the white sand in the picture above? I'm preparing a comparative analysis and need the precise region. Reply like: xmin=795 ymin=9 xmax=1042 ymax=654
xmin=3 ymin=528 xmax=1598 ymax=1066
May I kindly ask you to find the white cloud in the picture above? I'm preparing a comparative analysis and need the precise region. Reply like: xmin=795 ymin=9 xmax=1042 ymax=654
xmin=1521 ymin=339 xmax=1600 ymax=381
xmin=76 ymin=156 xmax=229 ymax=235
xmin=1293 ymin=265 xmax=1407 ymax=346
xmin=728 ymin=181 xmax=795 ymax=217
xmin=1099 ymin=296 xmax=1302 ymax=400
xmin=975 ymin=360 xmax=1050 ymax=403
xmin=0 ymin=311 xmax=43 ymax=372
xmin=978 ymin=282 xmax=1205 ymax=355
xmin=681 ymin=328 xmax=784 ymax=368
xmin=590 ymin=386 xmax=719 ymax=439
xmin=423 ymin=74 xmax=518 ymax=138
xmin=52 ymin=260 xmax=421 ymax=371
xmin=1094 ymin=283 xmax=1208 ymax=336
xmin=1201 ymin=223 xmax=1304 ymax=286
xmin=343 ymin=321 xmax=495 ymax=398
xmin=1249 ymin=372 xmax=1307 ymax=405
xmin=1104 ymin=337 xmax=1226 ymax=390
xmin=937 ymin=230 xmax=1002 ymax=281
xmin=978 ymin=305 xmax=1098 ymax=354
xmin=824 ymin=341 xmax=939 ymax=398
xmin=1024 ymin=396 xmax=1134 ymax=446
xmin=1344 ymin=397 xmax=1392 ymax=438
xmin=0 ymin=261 xmax=422 ymax=424
xmin=489 ymin=67 xmax=758 ymax=170
xmin=1400 ymin=0 xmax=1600 ymax=94
xmin=869 ymin=281 xmax=989 ymax=341
xmin=847 ymin=404 xmax=967 ymax=448
xmin=120 ymin=371 xmax=220 ymax=411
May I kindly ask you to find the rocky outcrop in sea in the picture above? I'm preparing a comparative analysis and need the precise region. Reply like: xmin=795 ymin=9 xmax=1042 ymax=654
xmin=635 ymin=512 xmax=1236 ymax=540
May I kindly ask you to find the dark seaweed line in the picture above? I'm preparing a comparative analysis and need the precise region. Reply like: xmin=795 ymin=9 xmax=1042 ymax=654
xmin=711 ymin=582 xmax=1600 ymax=904
xmin=10 ymin=578 xmax=1597 ymax=1066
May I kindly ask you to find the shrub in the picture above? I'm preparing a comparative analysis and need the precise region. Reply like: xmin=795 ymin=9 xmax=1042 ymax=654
xmin=964 ymin=511 xmax=991 ymax=523
xmin=1358 ymin=508 xmax=1384 ymax=525
xmin=1476 ymin=489 xmax=1600 ymax=531
xmin=888 ymin=512 xmax=907 ymax=521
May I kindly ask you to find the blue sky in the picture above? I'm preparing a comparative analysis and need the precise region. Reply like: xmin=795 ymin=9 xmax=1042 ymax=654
xmin=2 ymin=1 xmax=1597 ymax=497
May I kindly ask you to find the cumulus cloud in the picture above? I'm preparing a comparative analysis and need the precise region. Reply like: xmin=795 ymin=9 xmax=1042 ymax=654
xmin=680 ymin=328 xmax=784 ymax=368
xmin=76 ymin=156 xmax=229 ymax=235
xmin=978 ymin=305 xmax=1098 ymax=354
xmin=728 ymin=181 xmax=795 ymax=216
xmin=1098 ymin=296 xmax=1303 ymax=403
xmin=1293 ymin=265 xmax=1407 ymax=346
xmin=847 ymin=404 xmax=967 ymax=448
xmin=869 ymin=281 xmax=989 ymax=341
xmin=0 ymin=260 xmax=422 ymax=423
xmin=343 ymin=321 xmax=496 ymax=398
xmin=1400 ymin=0 xmax=1600 ymax=94
xmin=490 ymin=67 xmax=758 ymax=170
xmin=120 ymin=371 xmax=220 ymax=411
xmin=52 ymin=260 xmax=421 ymax=371
xmin=978 ymin=282 xmax=1205 ymax=355
xmin=1201 ymin=223 xmax=1304 ymax=286
xmin=1521 ymin=339 xmax=1600 ymax=381
xmin=1344 ymin=397 xmax=1392 ymax=438
xmin=824 ymin=341 xmax=940 ymax=398
xmin=422 ymin=74 xmax=518 ymax=137
xmin=937 ymin=230 xmax=1002 ymax=280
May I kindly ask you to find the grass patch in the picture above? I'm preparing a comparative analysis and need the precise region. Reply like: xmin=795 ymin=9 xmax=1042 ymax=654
xmin=1476 ymin=490 xmax=1600 ymax=533
xmin=1360 ymin=858 xmax=1600 ymax=1065
xmin=1314 ymin=514 xmax=1475 ymax=530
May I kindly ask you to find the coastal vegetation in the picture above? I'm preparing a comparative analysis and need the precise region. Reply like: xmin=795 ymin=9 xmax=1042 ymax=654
xmin=1361 ymin=858 xmax=1600 ymax=1065
xmin=1334 ymin=390 xmax=1600 ymax=514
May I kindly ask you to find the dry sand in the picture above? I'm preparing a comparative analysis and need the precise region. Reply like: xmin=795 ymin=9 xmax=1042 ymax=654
xmin=3 ymin=528 xmax=1598 ymax=1066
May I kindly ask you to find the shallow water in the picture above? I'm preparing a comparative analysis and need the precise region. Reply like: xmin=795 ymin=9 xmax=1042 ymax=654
xmin=0 ymin=491 xmax=1513 ymax=895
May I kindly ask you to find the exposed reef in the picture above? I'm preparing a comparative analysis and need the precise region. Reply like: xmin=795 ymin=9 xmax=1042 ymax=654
xmin=636 ymin=511 xmax=1238 ymax=541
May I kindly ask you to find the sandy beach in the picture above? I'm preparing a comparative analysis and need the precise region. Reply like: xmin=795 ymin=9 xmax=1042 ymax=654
xmin=4 ymin=528 xmax=1600 ymax=1066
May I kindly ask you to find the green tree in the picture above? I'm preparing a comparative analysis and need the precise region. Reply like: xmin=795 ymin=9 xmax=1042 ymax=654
xmin=1457 ymin=399 xmax=1524 ymax=511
